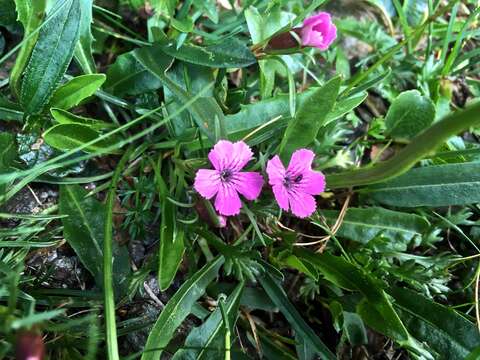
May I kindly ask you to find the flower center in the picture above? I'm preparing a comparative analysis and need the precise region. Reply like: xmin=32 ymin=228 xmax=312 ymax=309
xmin=220 ymin=169 xmax=233 ymax=182
xmin=283 ymin=174 xmax=303 ymax=188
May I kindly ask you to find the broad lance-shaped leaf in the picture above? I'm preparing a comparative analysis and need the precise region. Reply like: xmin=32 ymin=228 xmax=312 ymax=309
xmin=385 ymin=90 xmax=435 ymax=140
xmin=327 ymin=101 xmax=480 ymax=188
xmin=154 ymin=152 xmax=185 ymax=291
xmin=20 ymin=0 xmax=81 ymax=115
xmin=294 ymin=249 xmax=432 ymax=358
xmin=74 ymin=0 xmax=95 ymax=74
xmin=48 ymin=74 xmax=106 ymax=110
xmin=163 ymin=62 xmax=215 ymax=137
xmin=10 ymin=0 xmax=46 ymax=97
xmin=134 ymin=44 xmax=224 ymax=142
xmin=259 ymin=273 xmax=336 ymax=360
xmin=105 ymin=51 xmax=162 ymax=97
xmin=225 ymin=89 xmax=366 ymax=138
xmin=363 ymin=162 xmax=480 ymax=207
xmin=59 ymin=184 xmax=130 ymax=296
xmin=158 ymin=200 xmax=185 ymax=291
xmin=390 ymin=287 xmax=480 ymax=359
xmin=318 ymin=207 xmax=429 ymax=245
xmin=142 ymin=256 xmax=225 ymax=360
xmin=151 ymin=28 xmax=256 ymax=68
xmin=43 ymin=123 xmax=120 ymax=154
xmin=279 ymin=76 xmax=341 ymax=162
xmin=172 ymin=282 xmax=244 ymax=360
xmin=50 ymin=108 xmax=115 ymax=131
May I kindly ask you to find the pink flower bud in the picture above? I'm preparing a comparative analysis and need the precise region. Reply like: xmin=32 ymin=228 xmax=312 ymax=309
xmin=301 ymin=12 xmax=337 ymax=50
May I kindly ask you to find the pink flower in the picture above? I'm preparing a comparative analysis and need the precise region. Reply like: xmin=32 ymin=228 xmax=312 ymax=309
xmin=194 ymin=140 xmax=264 ymax=216
xmin=267 ymin=149 xmax=326 ymax=218
xmin=301 ymin=12 xmax=337 ymax=50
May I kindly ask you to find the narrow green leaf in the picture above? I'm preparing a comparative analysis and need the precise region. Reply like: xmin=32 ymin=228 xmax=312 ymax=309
xmin=43 ymin=123 xmax=120 ymax=154
xmin=158 ymin=200 xmax=185 ymax=291
xmin=152 ymin=31 xmax=256 ymax=68
xmin=385 ymin=90 xmax=435 ymax=140
xmin=390 ymin=287 xmax=480 ymax=359
xmin=134 ymin=44 xmax=222 ymax=141
xmin=105 ymin=51 xmax=162 ymax=96
xmin=363 ymin=162 xmax=480 ymax=207
xmin=326 ymin=101 xmax=480 ymax=188
xmin=59 ymin=184 xmax=130 ymax=295
xmin=294 ymin=249 xmax=410 ymax=343
xmin=279 ymin=76 xmax=341 ymax=162
xmin=343 ymin=312 xmax=368 ymax=346
xmin=104 ymin=149 xmax=131 ymax=360
xmin=259 ymin=273 xmax=336 ymax=360
xmin=74 ymin=0 xmax=96 ymax=74
xmin=318 ymin=207 xmax=429 ymax=244
xmin=0 ymin=97 xmax=24 ymax=122
xmin=50 ymin=108 xmax=115 ymax=131
xmin=10 ymin=0 xmax=46 ymax=97
xmin=11 ymin=309 xmax=65 ymax=329
xmin=20 ymin=0 xmax=81 ymax=115
xmin=0 ymin=132 xmax=17 ymax=194
xmin=172 ymin=282 xmax=244 ymax=360
xmin=141 ymin=256 xmax=224 ymax=360
xmin=48 ymin=74 xmax=106 ymax=110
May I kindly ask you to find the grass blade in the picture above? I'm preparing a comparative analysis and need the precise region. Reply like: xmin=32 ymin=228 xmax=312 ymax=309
xmin=104 ymin=148 xmax=132 ymax=360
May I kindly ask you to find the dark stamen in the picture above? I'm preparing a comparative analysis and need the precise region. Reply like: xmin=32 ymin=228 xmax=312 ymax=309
xmin=283 ymin=174 xmax=303 ymax=188
xmin=220 ymin=169 xmax=233 ymax=182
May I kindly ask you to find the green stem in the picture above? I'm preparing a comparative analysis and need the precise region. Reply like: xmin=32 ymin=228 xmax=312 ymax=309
xmin=218 ymin=296 xmax=231 ymax=360
xmin=326 ymin=101 xmax=480 ymax=188
xmin=104 ymin=148 xmax=132 ymax=360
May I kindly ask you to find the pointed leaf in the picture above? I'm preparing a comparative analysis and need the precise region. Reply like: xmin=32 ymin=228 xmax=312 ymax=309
xmin=59 ymin=184 xmax=130 ymax=295
xmin=279 ymin=76 xmax=341 ymax=161
xmin=142 ymin=256 xmax=225 ymax=360
xmin=172 ymin=282 xmax=244 ymax=360
xmin=364 ymin=162 xmax=480 ymax=207
xmin=259 ymin=273 xmax=336 ymax=360
xmin=48 ymin=74 xmax=106 ymax=110
xmin=20 ymin=0 xmax=81 ymax=115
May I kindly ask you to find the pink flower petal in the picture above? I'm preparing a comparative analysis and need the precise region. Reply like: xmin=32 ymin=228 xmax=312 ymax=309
xmin=214 ymin=184 xmax=242 ymax=216
xmin=301 ymin=12 xmax=336 ymax=50
xmin=230 ymin=141 xmax=254 ymax=170
xmin=272 ymin=184 xmax=290 ymax=211
xmin=233 ymin=172 xmax=264 ymax=200
xmin=208 ymin=140 xmax=253 ymax=171
xmin=303 ymin=12 xmax=331 ymax=27
xmin=301 ymin=23 xmax=315 ymax=46
xmin=266 ymin=155 xmax=286 ymax=186
xmin=208 ymin=140 xmax=234 ymax=171
xmin=289 ymin=191 xmax=317 ymax=218
xmin=287 ymin=149 xmax=315 ymax=176
xmin=194 ymin=169 xmax=220 ymax=199
xmin=300 ymin=170 xmax=326 ymax=195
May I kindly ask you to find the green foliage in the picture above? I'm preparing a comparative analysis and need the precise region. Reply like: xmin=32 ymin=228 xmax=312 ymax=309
xmin=279 ymin=76 xmax=341 ymax=161
xmin=20 ymin=0 xmax=81 ymax=115
xmin=59 ymin=184 xmax=130 ymax=295
xmin=1 ymin=0 xmax=480 ymax=359
xmin=48 ymin=74 xmax=106 ymax=110
xmin=364 ymin=162 xmax=480 ymax=207
xmin=142 ymin=257 xmax=225 ymax=360
xmin=385 ymin=90 xmax=436 ymax=140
